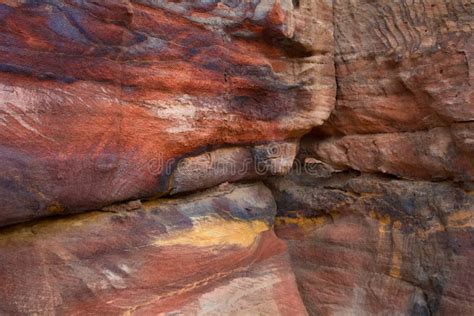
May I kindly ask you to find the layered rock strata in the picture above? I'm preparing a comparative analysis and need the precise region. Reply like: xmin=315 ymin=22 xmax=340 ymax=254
xmin=0 ymin=0 xmax=335 ymax=226
xmin=268 ymin=171 xmax=474 ymax=315
xmin=0 ymin=0 xmax=472 ymax=315
xmin=269 ymin=1 xmax=474 ymax=315
xmin=301 ymin=123 xmax=474 ymax=182
xmin=0 ymin=182 xmax=307 ymax=315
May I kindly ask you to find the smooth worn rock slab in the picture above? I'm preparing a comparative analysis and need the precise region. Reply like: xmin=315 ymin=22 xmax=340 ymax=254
xmin=0 ymin=182 xmax=307 ymax=315
xmin=170 ymin=140 xmax=298 ymax=194
xmin=268 ymin=172 xmax=474 ymax=315
xmin=0 ymin=0 xmax=335 ymax=226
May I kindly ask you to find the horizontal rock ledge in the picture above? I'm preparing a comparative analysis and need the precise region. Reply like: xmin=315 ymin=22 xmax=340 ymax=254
xmin=301 ymin=123 xmax=474 ymax=181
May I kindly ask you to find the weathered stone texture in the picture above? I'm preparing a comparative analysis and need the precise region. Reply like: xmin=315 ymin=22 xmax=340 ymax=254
xmin=0 ymin=182 xmax=307 ymax=315
xmin=170 ymin=140 xmax=298 ymax=194
xmin=285 ymin=2 xmax=474 ymax=314
xmin=0 ymin=0 xmax=472 ymax=315
xmin=0 ymin=0 xmax=335 ymax=226
xmin=302 ymin=123 xmax=474 ymax=181
xmin=269 ymin=172 xmax=474 ymax=315
xmin=324 ymin=0 xmax=473 ymax=136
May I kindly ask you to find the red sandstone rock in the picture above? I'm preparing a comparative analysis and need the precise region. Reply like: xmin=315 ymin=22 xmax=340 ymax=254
xmin=320 ymin=0 xmax=473 ymax=136
xmin=0 ymin=182 xmax=307 ymax=315
xmin=0 ymin=0 xmax=335 ymax=226
xmin=302 ymin=123 xmax=474 ymax=181
xmin=281 ymin=1 xmax=474 ymax=314
xmin=0 ymin=0 xmax=472 ymax=315
xmin=268 ymin=172 xmax=474 ymax=315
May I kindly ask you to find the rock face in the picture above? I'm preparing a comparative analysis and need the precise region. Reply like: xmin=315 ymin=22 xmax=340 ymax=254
xmin=169 ymin=141 xmax=298 ymax=194
xmin=0 ymin=182 xmax=306 ymax=315
xmin=305 ymin=0 xmax=474 ymax=182
xmin=0 ymin=0 xmax=335 ymax=226
xmin=302 ymin=123 xmax=474 ymax=181
xmin=0 ymin=0 xmax=472 ymax=315
xmin=268 ymin=1 xmax=473 ymax=314
xmin=268 ymin=171 xmax=474 ymax=315
xmin=326 ymin=0 xmax=473 ymax=135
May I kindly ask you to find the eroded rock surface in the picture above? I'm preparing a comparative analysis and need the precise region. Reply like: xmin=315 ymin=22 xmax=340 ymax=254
xmin=170 ymin=140 xmax=298 ymax=194
xmin=0 ymin=0 xmax=472 ymax=315
xmin=324 ymin=0 xmax=473 ymax=135
xmin=0 ymin=182 xmax=307 ymax=315
xmin=280 ymin=1 xmax=474 ymax=314
xmin=269 ymin=172 xmax=474 ymax=315
xmin=302 ymin=123 xmax=474 ymax=181
xmin=0 ymin=0 xmax=335 ymax=226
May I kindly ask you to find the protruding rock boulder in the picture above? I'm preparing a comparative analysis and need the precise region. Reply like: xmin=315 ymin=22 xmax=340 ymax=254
xmin=0 ymin=0 xmax=335 ymax=226
xmin=170 ymin=141 xmax=298 ymax=194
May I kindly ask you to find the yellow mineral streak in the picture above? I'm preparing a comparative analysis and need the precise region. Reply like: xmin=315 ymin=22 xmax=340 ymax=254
xmin=369 ymin=211 xmax=392 ymax=229
xmin=370 ymin=212 xmax=403 ymax=279
xmin=153 ymin=217 xmax=269 ymax=248
xmin=389 ymin=221 xmax=403 ymax=279
xmin=275 ymin=215 xmax=331 ymax=236
xmin=374 ymin=211 xmax=391 ymax=272
xmin=447 ymin=210 xmax=474 ymax=228
xmin=275 ymin=216 xmax=327 ymax=228
xmin=389 ymin=255 xmax=402 ymax=278
xmin=417 ymin=210 xmax=473 ymax=238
